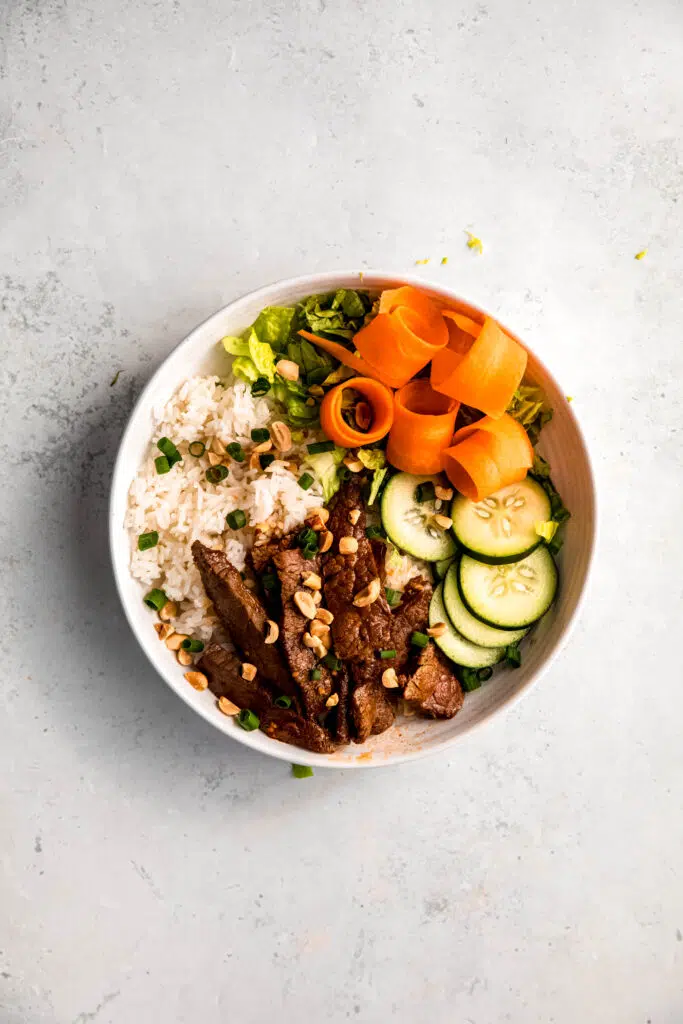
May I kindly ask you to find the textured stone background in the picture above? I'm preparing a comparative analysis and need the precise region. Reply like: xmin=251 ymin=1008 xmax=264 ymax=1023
xmin=2 ymin=0 xmax=683 ymax=1021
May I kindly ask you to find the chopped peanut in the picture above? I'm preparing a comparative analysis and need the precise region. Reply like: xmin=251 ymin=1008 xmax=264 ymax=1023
xmin=339 ymin=536 xmax=359 ymax=555
xmin=185 ymin=671 xmax=208 ymax=691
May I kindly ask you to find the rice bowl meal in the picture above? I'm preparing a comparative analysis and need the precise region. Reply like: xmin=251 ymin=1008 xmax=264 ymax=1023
xmin=124 ymin=283 xmax=573 ymax=756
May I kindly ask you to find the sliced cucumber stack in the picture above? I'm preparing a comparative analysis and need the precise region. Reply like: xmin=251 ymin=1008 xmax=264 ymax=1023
xmin=381 ymin=473 xmax=457 ymax=562
xmin=459 ymin=546 xmax=558 ymax=630
xmin=443 ymin=562 xmax=528 ymax=648
xmin=451 ymin=478 xmax=551 ymax=564
xmin=430 ymin=585 xmax=505 ymax=669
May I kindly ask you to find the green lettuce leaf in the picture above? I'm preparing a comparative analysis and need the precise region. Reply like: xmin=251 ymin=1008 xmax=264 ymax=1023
xmin=246 ymin=329 xmax=276 ymax=382
xmin=306 ymin=446 xmax=347 ymax=503
xmin=222 ymin=336 xmax=250 ymax=357
xmin=368 ymin=467 xmax=388 ymax=506
xmin=298 ymin=290 xmax=373 ymax=341
xmin=507 ymin=385 xmax=553 ymax=446
xmin=251 ymin=305 xmax=296 ymax=351
xmin=232 ymin=356 xmax=259 ymax=384
xmin=357 ymin=449 xmax=386 ymax=471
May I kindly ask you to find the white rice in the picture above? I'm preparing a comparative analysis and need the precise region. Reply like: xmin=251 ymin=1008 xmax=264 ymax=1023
xmin=126 ymin=375 xmax=326 ymax=640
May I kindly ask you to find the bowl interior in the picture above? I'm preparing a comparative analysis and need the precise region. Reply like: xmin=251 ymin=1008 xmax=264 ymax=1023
xmin=110 ymin=272 xmax=596 ymax=768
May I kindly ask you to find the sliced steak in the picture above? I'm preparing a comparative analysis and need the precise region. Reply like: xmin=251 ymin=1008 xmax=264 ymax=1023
xmin=332 ymin=665 xmax=350 ymax=745
xmin=370 ymin=538 xmax=387 ymax=584
xmin=249 ymin=533 xmax=295 ymax=576
xmin=390 ymin=574 xmax=432 ymax=673
xmin=192 ymin=541 xmax=294 ymax=695
xmin=351 ymin=681 xmax=396 ymax=743
xmin=402 ymin=643 xmax=464 ymax=719
xmin=272 ymin=546 xmax=332 ymax=719
xmin=322 ymin=479 xmax=393 ymax=664
xmin=198 ymin=644 xmax=335 ymax=754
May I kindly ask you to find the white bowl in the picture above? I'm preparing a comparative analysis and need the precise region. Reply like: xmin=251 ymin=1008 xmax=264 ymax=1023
xmin=110 ymin=272 xmax=596 ymax=768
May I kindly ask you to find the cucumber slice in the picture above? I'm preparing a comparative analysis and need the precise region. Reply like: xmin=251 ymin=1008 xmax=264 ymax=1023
xmin=430 ymin=584 xmax=505 ymax=669
xmin=434 ymin=556 xmax=455 ymax=580
xmin=381 ymin=473 xmax=457 ymax=562
xmin=459 ymin=546 xmax=558 ymax=629
xmin=443 ymin=563 xmax=528 ymax=648
xmin=451 ymin=478 xmax=551 ymax=564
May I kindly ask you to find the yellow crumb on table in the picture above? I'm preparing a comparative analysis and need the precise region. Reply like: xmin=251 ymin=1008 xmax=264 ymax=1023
xmin=634 ymin=249 xmax=647 ymax=260
xmin=415 ymin=258 xmax=430 ymax=265
xmin=465 ymin=231 xmax=483 ymax=254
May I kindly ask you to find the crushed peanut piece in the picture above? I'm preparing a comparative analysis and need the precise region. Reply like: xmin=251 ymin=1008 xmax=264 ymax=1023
xmin=218 ymin=696 xmax=240 ymax=716
xmin=264 ymin=619 xmax=279 ymax=644
xmin=339 ymin=536 xmax=359 ymax=555
xmin=348 ymin=508 xmax=361 ymax=525
xmin=435 ymin=485 xmax=453 ymax=501
xmin=166 ymin=633 xmax=189 ymax=651
xmin=308 ymin=385 xmax=324 ymax=398
xmin=315 ymin=607 xmax=334 ymax=625
xmin=318 ymin=530 xmax=334 ymax=553
xmin=309 ymin=619 xmax=330 ymax=639
xmin=159 ymin=600 xmax=178 ymax=622
xmin=212 ymin=437 xmax=227 ymax=456
xmin=276 ymin=359 xmax=300 ymax=382
xmin=325 ymin=693 xmax=340 ymax=708
xmin=253 ymin=439 xmax=273 ymax=454
xmin=353 ymin=577 xmax=381 ymax=607
xmin=154 ymin=622 xmax=174 ymax=642
xmin=294 ymin=590 xmax=317 ymax=619
xmin=343 ymin=456 xmax=364 ymax=473
xmin=207 ymin=451 xmax=222 ymax=467
xmin=311 ymin=590 xmax=322 ymax=606
xmin=382 ymin=667 xmax=399 ymax=689
xmin=355 ymin=402 xmax=372 ymax=431
xmin=303 ymin=572 xmax=322 ymax=591
xmin=177 ymin=648 xmax=193 ymax=667
xmin=308 ymin=507 xmax=329 ymax=525
xmin=270 ymin=421 xmax=292 ymax=453
xmin=426 ymin=622 xmax=447 ymax=638
xmin=241 ymin=663 xmax=257 ymax=681
xmin=185 ymin=671 xmax=208 ymax=691
xmin=433 ymin=513 xmax=453 ymax=530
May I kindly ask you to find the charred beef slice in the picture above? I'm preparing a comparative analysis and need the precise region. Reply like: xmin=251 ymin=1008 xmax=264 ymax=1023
xmin=192 ymin=541 xmax=294 ymax=695
xmin=271 ymin=545 xmax=333 ymax=719
xmin=390 ymin=574 xmax=432 ymax=673
xmin=198 ymin=645 xmax=335 ymax=753
xmin=402 ymin=643 xmax=464 ymax=719
xmin=322 ymin=480 xmax=396 ymax=740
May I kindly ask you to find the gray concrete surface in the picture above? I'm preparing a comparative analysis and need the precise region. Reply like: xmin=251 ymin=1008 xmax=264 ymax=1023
xmin=2 ymin=0 xmax=683 ymax=1021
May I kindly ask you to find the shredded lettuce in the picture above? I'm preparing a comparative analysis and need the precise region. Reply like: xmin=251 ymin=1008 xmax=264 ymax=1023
xmin=246 ymin=329 xmax=277 ymax=382
xmin=298 ymin=290 xmax=373 ymax=341
xmin=222 ymin=336 xmax=250 ymax=357
xmin=535 ymin=520 xmax=558 ymax=543
xmin=272 ymin=379 xmax=318 ymax=426
xmin=306 ymin=446 xmax=347 ymax=503
xmin=368 ymin=468 xmax=388 ymax=506
xmin=251 ymin=305 xmax=295 ymax=351
xmin=530 ymin=453 xmax=570 ymax=556
xmin=357 ymin=449 xmax=386 ymax=471
xmin=231 ymin=356 xmax=259 ymax=384
xmin=507 ymin=385 xmax=553 ymax=446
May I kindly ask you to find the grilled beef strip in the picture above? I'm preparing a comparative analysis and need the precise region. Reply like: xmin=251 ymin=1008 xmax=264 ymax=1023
xmin=191 ymin=541 xmax=295 ymax=696
xmin=390 ymin=574 xmax=432 ymax=674
xmin=402 ymin=643 xmax=464 ymax=719
xmin=198 ymin=645 xmax=335 ymax=754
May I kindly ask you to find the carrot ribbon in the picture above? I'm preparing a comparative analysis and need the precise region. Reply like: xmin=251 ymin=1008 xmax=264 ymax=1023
xmin=442 ymin=413 xmax=534 ymax=501
xmin=319 ymin=376 xmax=395 ymax=448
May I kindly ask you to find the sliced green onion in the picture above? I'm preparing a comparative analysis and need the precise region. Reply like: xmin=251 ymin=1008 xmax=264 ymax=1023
xmin=303 ymin=549 xmax=317 ymax=560
xmin=262 ymin=572 xmax=278 ymax=592
xmin=206 ymin=465 xmax=229 ymax=484
xmin=226 ymin=509 xmax=247 ymax=530
xmin=251 ymin=428 xmax=270 ymax=443
xmin=379 ymin=649 xmax=397 ymax=660
xmin=505 ymin=644 xmax=522 ymax=669
xmin=366 ymin=525 xmax=385 ymax=541
xmin=143 ymin=588 xmax=167 ymax=611
xmin=181 ymin=638 xmax=205 ymax=653
xmin=292 ymin=764 xmax=314 ymax=778
xmin=236 ymin=708 xmax=260 ymax=731
xmin=155 ymin=455 xmax=171 ymax=475
xmin=188 ymin=440 xmax=206 ymax=458
xmin=460 ymin=668 xmax=482 ymax=692
xmin=298 ymin=472 xmax=314 ymax=490
xmin=307 ymin=440 xmax=335 ymax=455
xmin=385 ymin=588 xmax=402 ymax=607
xmin=415 ymin=481 xmax=436 ymax=504
xmin=410 ymin=631 xmax=430 ymax=649
xmin=157 ymin=436 xmax=182 ymax=466
xmin=274 ymin=695 xmax=292 ymax=709
xmin=322 ymin=653 xmax=342 ymax=671
xmin=251 ymin=377 xmax=271 ymax=397
xmin=310 ymin=668 xmax=322 ymax=681
xmin=297 ymin=526 xmax=317 ymax=549
xmin=227 ymin=442 xmax=245 ymax=462
xmin=260 ymin=453 xmax=275 ymax=470
xmin=478 ymin=666 xmax=494 ymax=682
xmin=138 ymin=531 xmax=159 ymax=551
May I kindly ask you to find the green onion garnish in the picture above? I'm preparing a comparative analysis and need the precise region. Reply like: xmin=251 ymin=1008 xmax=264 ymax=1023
xmin=410 ymin=631 xmax=430 ymax=648
xmin=188 ymin=441 xmax=205 ymax=458
xmin=385 ymin=588 xmax=401 ymax=607
xmin=251 ymin=428 xmax=270 ymax=443
xmin=460 ymin=668 xmax=482 ymax=692
xmin=505 ymin=644 xmax=522 ymax=669
xmin=180 ymin=638 xmax=205 ymax=653
xmin=415 ymin=481 xmax=436 ymax=503
xmin=227 ymin=442 xmax=245 ymax=462
xmin=379 ymin=649 xmax=397 ymax=659
xmin=251 ymin=377 xmax=271 ymax=397
xmin=262 ymin=573 xmax=278 ymax=592
xmin=310 ymin=668 xmax=322 ymax=681
xmin=236 ymin=708 xmax=260 ymax=731
xmin=157 ymin=436 xmax=182 ymax=466
xmin=274 ymin=695 xmax=292 ymax=709
xmin=297 ymin=526 xmax=317 ymax=549
xmin=155 ymin=455 xmax=171 ymax=475
xmin=226 ymin=509 xmax=247 ymax=530
xmin=307 ymin=440 xmax=335 ymax=455
xmin=366 ymin=525 xmax=385 ymax=541
xmin=478 ymin=667 xmax=493 ymax=682
xmin=322 ymin=653 xmax=342 ymax=672
xmin=292 ymin=764 xmax=314 ymax=778
xmin=138 ymin=531 xmax=159 ymax=551
xmin=206 ymin=465 xmax=229 ymax=484
xmin=260 ymin=453 xmax=275 ymax=470
xmin=298 ymin=472 xmax=314 ymax=490
xmin=143 ymin=588 xmax=167 ymax=611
